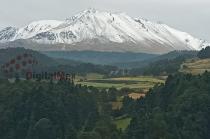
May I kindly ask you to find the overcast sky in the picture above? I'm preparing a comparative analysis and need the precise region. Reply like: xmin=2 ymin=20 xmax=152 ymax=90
xmin=0 ymin=0 xmax=209 ymax=41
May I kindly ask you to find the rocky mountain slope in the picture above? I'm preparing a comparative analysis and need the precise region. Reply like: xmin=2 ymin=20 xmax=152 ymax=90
xmin=0 ymin=8 xmax=209 ymax=53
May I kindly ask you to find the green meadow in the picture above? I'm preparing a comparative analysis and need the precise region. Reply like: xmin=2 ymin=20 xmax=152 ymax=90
xmin=76 ymin=74 xmax=165 ymax=92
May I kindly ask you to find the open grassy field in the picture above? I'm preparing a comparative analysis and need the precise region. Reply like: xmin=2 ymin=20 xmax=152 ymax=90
xmin=128 ymin=93 xmax=145 ymax=100
xmin=180 ymin=58 xmax=210 ymax=75
xmin=76 ymin=73 xmax=104 ymax=80
xmin=76 ymin=74 xmax=165 ymax=92
xmin=114 ymin=116 xmax=132 ymax=131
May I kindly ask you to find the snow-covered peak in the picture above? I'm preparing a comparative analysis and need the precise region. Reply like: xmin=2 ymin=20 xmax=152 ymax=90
xmin=81 ymin=8 xmax=98 ymax=14
xmin=0 ymin=9 xmax=209 ymax=53
xmin=0 ymin=27 xmax=17 ymax=42
xmin=65 ymin=8 xmax=131 ymax=24
xmin=15 ymin=20 xmax=63 ymax=39
xmin=134 ymin=18 xmax=207 ymax=50
xmin=65 ymin=8 xmax=101 ymax=23
xmin=61 ymin=9 xmax=148 ymax=43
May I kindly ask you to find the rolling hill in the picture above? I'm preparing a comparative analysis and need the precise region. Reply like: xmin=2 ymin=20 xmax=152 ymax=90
xmin=0 ymin=47 xmax=118 ymax=77
xmin=115 ymin=50 xmax=198 ymax=68
xmin=42 ymin=51 xmax=157 ymax=65
xmin=180 ymin=58 xmax=210 ymax=75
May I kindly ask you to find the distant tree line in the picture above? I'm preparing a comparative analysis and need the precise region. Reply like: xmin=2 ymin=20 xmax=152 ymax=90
xmin=198 ymin=46 xmax=210 ymax=59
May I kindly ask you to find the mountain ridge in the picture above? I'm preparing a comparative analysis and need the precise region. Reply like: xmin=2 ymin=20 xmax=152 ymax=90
xmin=0 ymin=8 xmax=209 ymax=53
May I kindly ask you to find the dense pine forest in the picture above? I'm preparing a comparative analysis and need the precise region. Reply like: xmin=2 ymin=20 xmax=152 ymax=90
xmin=0 ymin=71 xmax=210 ymax=139
xmin=125 ymin=72 xmax=210 ymax=139
xmin=0 ymin=80 xmax=121 ymax=139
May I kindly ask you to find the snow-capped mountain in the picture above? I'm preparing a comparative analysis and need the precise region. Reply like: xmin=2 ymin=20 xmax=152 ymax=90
xmin=0 ymin=8 xmax=209 ymax=53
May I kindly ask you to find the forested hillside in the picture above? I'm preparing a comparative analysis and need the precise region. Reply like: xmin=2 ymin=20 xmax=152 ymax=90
xmin=0 ymin=47 xmax=209 ymax=139
xmin=43 ymin=51 xmax=157 ymax=65
xmin=130 ymin=53 xmax=196 ymax=76
xmin=0 ymin=72 xmax=210 ymax=139
xmin=116 ymin=50 xmax=197 ymax=68
xmin=0 ymin=48 xmax=117 ymax=76
xmin=124 ymin=72 xmax=210 ymax=139
xmin=0 ymin=80 xmax=121 ymax=139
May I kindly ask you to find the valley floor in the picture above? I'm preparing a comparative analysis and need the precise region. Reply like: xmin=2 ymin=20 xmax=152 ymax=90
xmin=76 ymin=73 xmax=166 ymax=92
